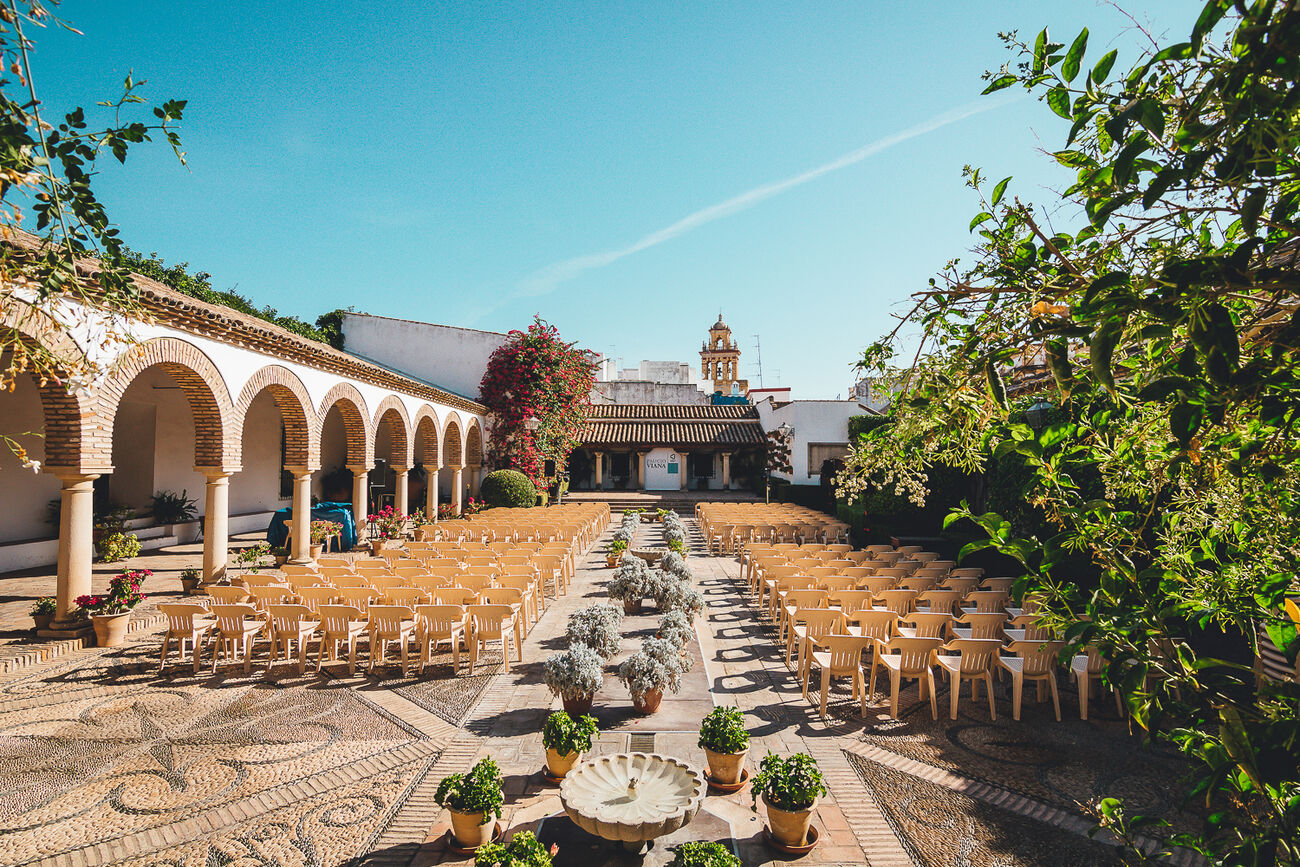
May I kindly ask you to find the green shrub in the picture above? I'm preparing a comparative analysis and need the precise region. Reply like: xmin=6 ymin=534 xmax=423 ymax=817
xmin=698 ymin=706 xmax=749 ymax=755
xmin=96 ymin=532 xmax=141 ymax=562
xmin=434 ymin=758 xmax=503 ymax=822
xmin=475 ymin=830 xmax=555 ymax=866
xmin=669 ymin=842 xmax=741 ymax=867
xmin=480 ymin=469 xmax=537 ymax=508
xmin=541 ymin=711 xmax=598 ymax=756
xmin=751 ymin=752 xmax=826 ymax=812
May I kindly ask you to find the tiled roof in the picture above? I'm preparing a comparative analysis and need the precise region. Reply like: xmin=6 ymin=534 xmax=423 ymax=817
xmin=579 ymin=404 xmax=765 ymax=448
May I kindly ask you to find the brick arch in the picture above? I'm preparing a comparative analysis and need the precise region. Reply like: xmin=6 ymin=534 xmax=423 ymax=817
xmin=443 ymin=416 xmax=464 ymax=468
xmin=231 ymin=365 xmax=318 ymax=468
xmin=317 ymin=382 xmax=372 ymax=467
xmin=0 ymin=301 xmax=101 ymax=471
xmin=465 ymin=417 xmax=484 ymax=468
xmin=412 ymin=405 xmax=442 ymax=467
xmin=372 ymin=395 xmax=413 ymax=468
xmin=93 ymin=337 xmax=234 ymax=469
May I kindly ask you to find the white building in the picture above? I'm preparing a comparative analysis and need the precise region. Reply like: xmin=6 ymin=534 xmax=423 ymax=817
xmin=340 ymin=313 xmax=507 ymax=401
xmin=755 ymin=396 xmax=867 ymax=485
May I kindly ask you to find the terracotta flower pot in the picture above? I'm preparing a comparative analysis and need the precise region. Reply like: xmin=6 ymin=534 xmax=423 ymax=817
xmin=32 ymin=613 xmax=53 ymax=631
xmin=370 ymin=539 xmax=391 ymax=556
xmin=91 ymin=611 xmax=132 ymax=647
xmin=309 ymin=544 xmax=323 ymax=560
xmin=622 ymin=598 xmax=644 ymax=615
xmin=180 ymin=577 xmax=201 ymax=595
xmin=606 ymin=555 xmax=620 ymax=568
xmin=704 ymin=747 xmax=748 ymax=785
xmin=448 ymin=809 xmax=495 ymax=849
xmin=632 ymin=688 xmax=663 ymax=714
xmin=545 ymin=747 xmax=583 ymax=778
xmin=562 ymin=693 xmax=594 ymax=716
xmin=764 ymin=796 xmax=816 ymax=848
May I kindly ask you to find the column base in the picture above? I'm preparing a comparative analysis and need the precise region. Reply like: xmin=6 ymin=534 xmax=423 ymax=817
xmin=37 ymin=620 xmax=94 ymax=640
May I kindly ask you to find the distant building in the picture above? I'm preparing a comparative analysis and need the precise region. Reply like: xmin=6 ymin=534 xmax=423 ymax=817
xmin=340 ymin=313 xmax=506 ymax=401
xmin=700 ymin=315 xmax=749 ymax=399
xmin=591 ymin=359 xmax=710 ymax=405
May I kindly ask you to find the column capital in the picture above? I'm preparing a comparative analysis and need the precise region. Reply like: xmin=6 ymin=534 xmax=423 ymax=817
xmin=45 ymin=467 xmax=103 ymax=483
xmin=283 ymin=465 xmax=319 ymax=478
xmin=196 ymin=466 xmax=240 ymax=479
xmin=390 ymin=465 xmax=411 ymax=475
xmin=346 ymin=463 xmax=374 ymax=474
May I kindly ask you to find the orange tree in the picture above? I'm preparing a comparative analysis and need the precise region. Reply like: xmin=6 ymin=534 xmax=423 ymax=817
xmin=479 ymin=316 xmax=596 ymax=488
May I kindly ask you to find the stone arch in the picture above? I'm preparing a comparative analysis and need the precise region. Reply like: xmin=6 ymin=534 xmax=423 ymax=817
xmin=372 ymin=395 xmax=413 ymax=468
xmin=465 ymin=417 xmax=484 ymax=468
xmin=412 ymin=405 xmax=442 ymax=468
xmin=0 ymin=301 xmax=100 ymax=471
xmin=317 ymin=382 xmax=372 ymax=467
xmin=93 ymin=336 xmax=234 ymax=469
xmin=443 ymin=416 xmax=464 ymax=468
xmin=231 ymin=365 xmax=318 ymax=468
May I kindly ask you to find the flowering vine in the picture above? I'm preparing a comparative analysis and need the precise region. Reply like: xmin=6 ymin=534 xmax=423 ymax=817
xmin=479 ymin=316 xmax=597 ymax=488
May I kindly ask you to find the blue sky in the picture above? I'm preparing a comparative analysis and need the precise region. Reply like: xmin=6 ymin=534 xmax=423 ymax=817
xmin=30 ymin=1 xmax=1198 ymax=398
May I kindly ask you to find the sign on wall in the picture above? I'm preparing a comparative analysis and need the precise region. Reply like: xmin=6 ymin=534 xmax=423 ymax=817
xmin=644 ymin=447 xmax=683 ymax=491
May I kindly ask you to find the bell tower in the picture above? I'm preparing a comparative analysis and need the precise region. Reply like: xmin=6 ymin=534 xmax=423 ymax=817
xmin=700 ymin=314 xmax=748 ymax=396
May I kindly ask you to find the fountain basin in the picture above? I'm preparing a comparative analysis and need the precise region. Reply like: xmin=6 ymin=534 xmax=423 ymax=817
xmin=558 ymin=752 xmax=705 ymax=845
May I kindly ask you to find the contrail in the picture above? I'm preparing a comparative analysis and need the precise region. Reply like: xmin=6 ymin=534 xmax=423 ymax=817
xmin=508 ymin=95 xmax=1018 ymax=302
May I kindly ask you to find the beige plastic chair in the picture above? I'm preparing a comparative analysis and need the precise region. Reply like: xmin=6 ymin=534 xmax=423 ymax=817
xmin=793 ymin=609 xmax=846 ymax=687
xmin=949 ymin=566 xmax=984 ymax=579
xmin=827 ymin=589 xmax=874 ymax=617
xmin=870 ymin=635 xmax=943 ymax=719
xmin=916 ymin=589 xmax=964 ymax=617
xmin=981 ymin=576 xmax=1018 ymax=593
xmin=467 ymin=604 xmax=520 ymax=673
xmin=332 ymin=574 xmax=371 ymax=588
xmin=497 ymin=574 xmax=539 ymax=626
xmin=316 ymin=604 xmax=368 ymax=675
xmin=952 ymin=611 xmax=1009 ymax=640
xmin=317 ymin=556 xmax=352 ymax=569
xmin=205 ymin=585 xmax=251 ymax=604
xmin=780 ymin=589 xmax=829 ymax=645
xmin=999 ymin=640 xmax=1066 ymax=721
xmin=296 ymin=586 xmax=339 ymax=613
xmin=158 ymin=602 xmax=214 ymax=675
xmin=808 ymin=634 xmax=873 ymax=719
xmin=337 ymin=586 xmax=382 ymax=615
xmin=895 ymin=545 xmax=924 ymax=556
xmin=962 ymin=590 xmax=1010 ymax=614
xmin=875 ymin=589 xmax=919 ymax=618
xmin=479 ymin=587 xmax=527 ymax=642
xmin=280 ymin=563 xmax=320 ymax=579
xmin=368 ymin=604 xmax=417 ymax=675
xmin=899 ymin=576 xmax=939 ymax=593
xmin=210 ymin=604 xmax=264 ymax=674
xmin=1071 ymin=646 xmax=1124 ymax=720
xmin=934 ymin=638 xmax=1002 ymax=720
xmin=415 ymin=604 xmax=467 ymax=674
xmin=435 ymin=587 xmax=478 ymax=607
xmin=898 ymin=611 xmax=954 ymax=640
xmin=248 ymin=584 xmax=294 ymax=613
xmin=865 ymin=544 xmax=894 ymax=555
xmin=859 ymin=576 xmax=896 ymax=596
xmin=265 ymin=604 xmax=320 ymax=675
xmin=941 ymin=576 xmax=982 ymax=595
xmin=385 ymin=587 xmax=431 ymax=608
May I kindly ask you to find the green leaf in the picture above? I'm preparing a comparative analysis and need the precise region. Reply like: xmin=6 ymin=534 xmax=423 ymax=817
xmin=1090 ymin=316 xmax=1125 ymax=392
xmin=1170 ymin=400 xmax=1202 ymax=448
xmin=1033 ymin=28 xmax=1049 ymax=74
xmin=982 ymin=74 xmax=1017 ymax=95
xmin=1241 ymin=188 xmax=1265 ymax=236
xmin=1092 ymin=49 xmax=1118 ymax=82
xmin=969 ymin=212 xmax=993 ymax=232
xmin=991 ymin=176 xmax=1012 ymax=207
xmin=986 ymin=359 xmax=1008 ymax=409
xmin=1191 ymin=1 xmax=1230 ymax=51
xmin=1143 ymin=166 xmax=1183 ymax=208
xmin=1046 ymin=86 xmax=1072 ymax=119
xmin=1061 ymin=28 xmax=1089 ymax=83
xmin=1083 ymin=271 xmax=1129 ymax=304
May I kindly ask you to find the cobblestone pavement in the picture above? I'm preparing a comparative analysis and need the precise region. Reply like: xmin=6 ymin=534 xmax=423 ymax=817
xmin=0 ymin=519 xmax=1199 ymax=866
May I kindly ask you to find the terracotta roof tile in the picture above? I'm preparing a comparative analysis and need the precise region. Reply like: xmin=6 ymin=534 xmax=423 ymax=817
xmin=579 ymin=403 xmax=764 ymax=447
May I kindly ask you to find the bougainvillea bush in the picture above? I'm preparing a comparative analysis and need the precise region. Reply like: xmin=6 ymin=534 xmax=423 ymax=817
xmin=479 ymin=316 xmax=597 ymax=488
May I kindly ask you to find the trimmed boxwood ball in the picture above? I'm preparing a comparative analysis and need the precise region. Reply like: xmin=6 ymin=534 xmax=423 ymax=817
xmin=480 ymin=469 xmax=537 ymax=508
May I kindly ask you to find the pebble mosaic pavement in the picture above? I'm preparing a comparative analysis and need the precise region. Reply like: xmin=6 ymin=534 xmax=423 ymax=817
xmin=0 ymin=518 xmax=1203 ymax=866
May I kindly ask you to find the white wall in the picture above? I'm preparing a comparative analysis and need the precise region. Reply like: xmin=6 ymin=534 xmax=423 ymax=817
xmin=230 ymin=389 xmax=288 ymax=516
xmin=110 ymin=367 xmax=205 ymax=513
xmin=756 ymin=398 xmax=864 ymax=485
xmin=590 ymin=380 xmax=710 ymax=405
xmin=340 ymin=313 xmax=505 ymax=400
xmin=0 ymin=374 xmax=62 ymax=543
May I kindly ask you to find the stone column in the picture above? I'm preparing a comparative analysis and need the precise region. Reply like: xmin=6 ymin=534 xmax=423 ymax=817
xmin=348 ymin=464 xmax=371 ymax=542
xmin=200 ymin=469 xmax=235 ymax=584
xmin=393 ymin=466 xmax=410 ymax=515
xmin=722 ymin=452 xmax=732 ymax=490
xmin=46 ymin=470 xmax=100 ymax=634
xmin=452 ymin=467 xmax=464 ymax=515
xmin=425 ymin=464 xmax=439 ymax=521
xmin=285 ymin=466 xmax=316 ymax=564
xmin=593 ymin=451 xmax=604 ymax=489
xmin=469 ymin=465 xmax=482 ymax=498
xmin=679 ymin=452 xmax=688 ymax=491
xmin=636 ymin=452 xmax=647 ymax=491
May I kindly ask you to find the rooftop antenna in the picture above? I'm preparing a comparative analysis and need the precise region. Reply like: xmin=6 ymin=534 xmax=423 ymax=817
xmin=752 ymin=334 xmax=764 ymax=388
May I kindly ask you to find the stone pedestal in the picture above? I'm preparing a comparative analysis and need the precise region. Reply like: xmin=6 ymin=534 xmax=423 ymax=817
xmin=285 ymin=466 xmax=317 ymax=564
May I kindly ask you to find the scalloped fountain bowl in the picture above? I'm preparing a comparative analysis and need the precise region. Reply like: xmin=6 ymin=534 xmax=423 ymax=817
xmin=558 ymin=752 xmax=705 ymax=847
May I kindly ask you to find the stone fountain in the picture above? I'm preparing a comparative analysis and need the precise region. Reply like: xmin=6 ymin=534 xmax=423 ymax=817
xmin=558 ymin=752 xmax=705 ymax=854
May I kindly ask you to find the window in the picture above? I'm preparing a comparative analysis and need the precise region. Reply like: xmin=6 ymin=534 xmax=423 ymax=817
xmin=807 ymin=443 xmax=849 ymax=477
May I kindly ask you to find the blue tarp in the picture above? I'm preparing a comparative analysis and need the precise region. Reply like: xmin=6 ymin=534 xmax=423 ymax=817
xmin=266 ymin=501 xmax=358 ymax=551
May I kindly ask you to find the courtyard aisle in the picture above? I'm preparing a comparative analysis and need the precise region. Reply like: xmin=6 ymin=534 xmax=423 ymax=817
xmin=0 ymin=517 xmax=1193 ymax=866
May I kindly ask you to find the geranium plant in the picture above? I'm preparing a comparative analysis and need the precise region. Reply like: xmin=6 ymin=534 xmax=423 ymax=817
xmin=434 ymin=758 xmax=504 ymax=823
xmin=669 ymin=842 xmax=741 ymax=867
xmin=699 ymin=707 xmax=749 ymax=755
xmin=76 ymin=569 xmax=149 ymax=616
xmin=479 ymin=316 xmax=597 ymax=488
xmin=309 ymin=519 xmax=342 ymax=546
xmin=30 ymin=596 xmax=56 ymax=617
xmin=366 ymin=505 xmax=406 ymax=540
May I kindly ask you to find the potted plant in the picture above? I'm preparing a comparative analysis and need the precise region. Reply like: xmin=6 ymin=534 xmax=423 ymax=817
xmin=179 ymin=567 xmax=202 ymax=595
xmin=541 ymin=710 xmax=598 ymax=779
xmin=309 ymin=519 xmax=342 ymax=559
xmin=95 ymin=530 xmax=141 ymax=563
xmin=232 ymin=542 xmax=272 ymax=575
xmin=366 ymin=505 xmax=406 ymax=554
xmin=750 ymin=752 xmax=827 ymax=848
xmin=699 ymin=706 xmax=750 ymax=786
xmin=607 ymin=558 xmax=651 ymax=614
xmin=654 ymin=573 xmax=705 ymax=617
xmin=76 ymin=569 xmax=150 ymax=647
xmin=617 ymin=636 xmax=689 ymax=714
xmin=270 ymin=546 xmax=289 ymax=567
xmin=657 ymin=609 xmax=695 ymax=646
xmin=668 ymin=841 xmax=742 ymax=867
xmin=606 ymin=538 xmax=628 ymax=567
xmin=564 ymin=604 xmax=623 ymax=660
xmin=667 ymin=537 xmax=686 ymax=556
xmin=150 ymin=489 xmax=197 ymax=526
xmin=543 ymin=643 xmax=605 ymax=716
xmin=660 ymin=551 xmax=693 ymax=579
xmin=435 ymin=757 xmax=504 ymax=850
xmin=474 ymin=830 xmax=558 ymax=866
xmin=30 ymin=596 xmax=56 ymax=631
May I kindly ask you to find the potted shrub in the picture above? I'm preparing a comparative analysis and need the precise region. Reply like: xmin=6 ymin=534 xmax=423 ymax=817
xmin=607 ymin=558 xmax=651 ymax=614
xmin=543 ymin=643 xmax=605 ymax=716
xmin=232 ymin=542 xmax=272 ymax=576
xmin=660 ymin=551 xmax=693 ymax=580
xmin=667 ymin=537 xmax=686 ymax=556
xmin=150 ymin=489 xmax=197 ymax=526
xmin=541 ymin=710 xmax=598 ymax=779
xmin=654 ymin=573 xmax=705 ymax=618
xmin=309 ymin=519 xmax=342 ymax=559
xmin=179 ymin=567 xmax=202 ymax=595
xmin=270 ymin=546 xmax=289 ymax=568
xmin=95 ymin=530 xmax=141 ymax=563
xmin=366 ymin=505 xmax=406 ymax=554
xmin=474 ymin=830 xmax=557 ymax=866
xmin=30 ymin=596 xmax=56 ymax=631
xmin=76 ymin=569 xmax=150 ymax=647
xmin=657 ymin=609 xmax=695 ymax=646
xmin=699 ymin=706 xmax=750 ymax=786
xmin=618 ymin=637 xmax=688 ymax=714
xmin=750 ymin=752 xmax=827 ymax=848
xmin=606 ymin=538 xmax=628 ymax=567
xmin=564 ymin=604 xmax=623 ymax=660
xmin=434 ymin=757 xmax=504 ymax=850
xmin=669 ymin=841 xmax=742 ymax=867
